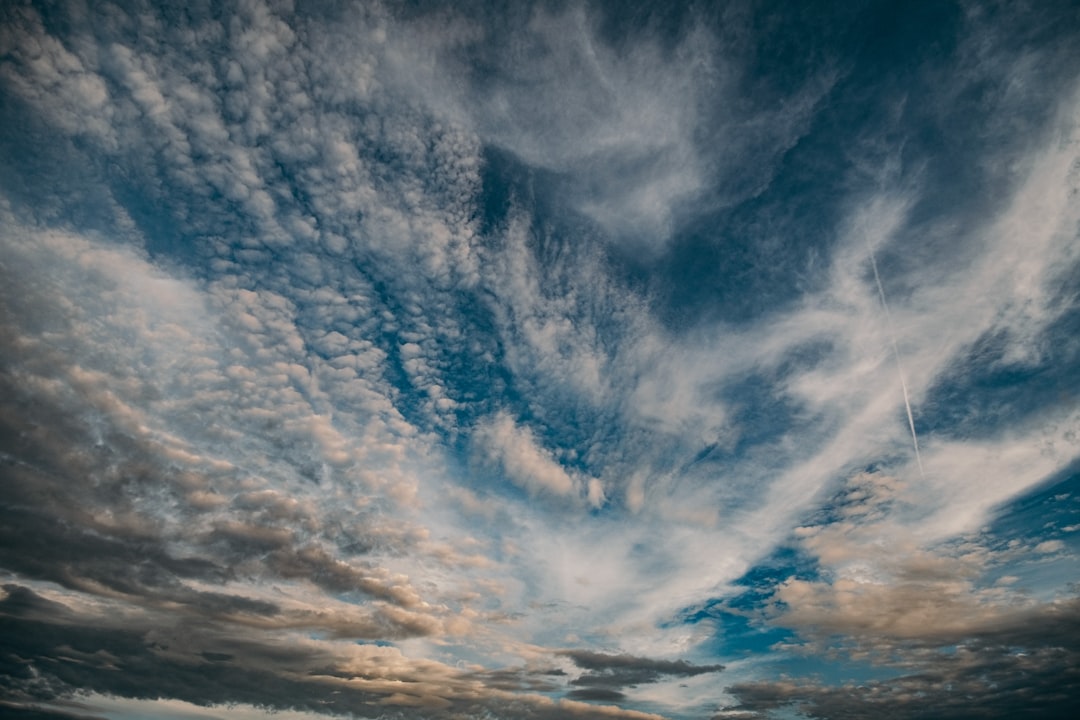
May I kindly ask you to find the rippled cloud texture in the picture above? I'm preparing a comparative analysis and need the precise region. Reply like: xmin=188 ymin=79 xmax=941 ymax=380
xmin=2 ymin=1 xmax=1079 ymax=718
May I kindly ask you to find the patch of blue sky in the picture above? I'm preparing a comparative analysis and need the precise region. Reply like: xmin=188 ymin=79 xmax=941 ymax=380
xmin=646 ymin=0 xmax=1079 ymax=337
xmin=681 ymin=609 xmax=908 ymax=689
xmin=710 ymin=342 xmax=835 ymax=457
xmin=844 ymin=1 xmax=964 ymax=83
xmin=991 ymin=462 xmax=1080 ymax=537
xmin=0 ymin=102 xmax=129 ymax=242
xmin=771 ymin=651 xmax=910 ymax=688
xmin=673 ymin=546 xmax=817 ymax=656
xmin=700 ymin=609 xmax=795 ymax=660
xmin=920 ymin=304 xmax=1080 ymax=442
xmin=957 ymin=463 xmax=1080 ymax=597
xmin=635 ymin=3 xmax=968 ymax=330
xmin=644 ymin=91 xmax=852 ymax=327
xmin=801 ymin=463 xmax=905 ymax=526
xmin=653 ymin=217 xmax=822 ymax=330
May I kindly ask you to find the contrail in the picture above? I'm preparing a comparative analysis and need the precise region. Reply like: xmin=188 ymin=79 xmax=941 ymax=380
xmin=869 ymin=248 xmax=925 ymax=479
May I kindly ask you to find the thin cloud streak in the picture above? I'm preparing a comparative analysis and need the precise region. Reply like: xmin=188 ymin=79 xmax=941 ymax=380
xmin=869 ymin=245 xmax=925 ymax=479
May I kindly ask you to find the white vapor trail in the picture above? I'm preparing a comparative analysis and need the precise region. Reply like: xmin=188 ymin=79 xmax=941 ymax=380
xmin=870 ymin=248 xmax=926 ymax=479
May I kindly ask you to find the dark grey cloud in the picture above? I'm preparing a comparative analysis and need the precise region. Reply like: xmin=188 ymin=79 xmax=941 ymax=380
xmin=563 ymin=649 xmax=725 ymax=676
xmin=0 ymin=356 xmax=431 ymax=624
xmin=724 ymin=648 xmax=1080 ymax=720
xmin=722 ymin=598 xmax=1080 ymax=720
xmin=0 ymin=369 xmax=226 ymax=590
xmin=0 ymin=585 xmax=383 ymax=717
xmin=464 ymin=666 xmax=565 ymax=693
xmin=566 ymin=688 xmax=627 ymax=702
xmin=561 ymin=650 xmax=724 ymax=691
xmin=0 ymin=584 xmax=665 ymax=720
xmin=0 ymin=702 xmax=109 ymax=720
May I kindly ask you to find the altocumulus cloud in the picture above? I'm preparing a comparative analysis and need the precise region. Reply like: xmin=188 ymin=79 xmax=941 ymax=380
xmin=2 ymin=1 xmax=1080 ymax=719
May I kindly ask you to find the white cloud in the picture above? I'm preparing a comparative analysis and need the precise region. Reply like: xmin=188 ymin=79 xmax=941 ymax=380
xmin=1035 ymin=540 xmax=1066 ymax=554
xmin=476 ymin=411 xmax=580 ymax=497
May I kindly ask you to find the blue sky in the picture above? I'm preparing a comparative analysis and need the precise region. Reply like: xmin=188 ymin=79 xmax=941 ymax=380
xmin=1 ymin=1 xmax=1079 ymax=718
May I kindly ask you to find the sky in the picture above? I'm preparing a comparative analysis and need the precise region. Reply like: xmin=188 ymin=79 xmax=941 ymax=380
xmin=1 ymin=0 xmax=1080 ymax=718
